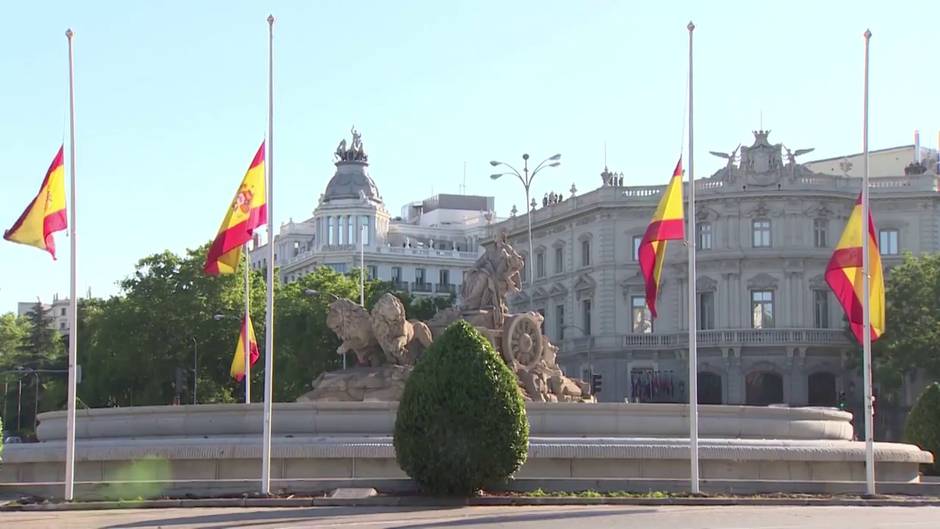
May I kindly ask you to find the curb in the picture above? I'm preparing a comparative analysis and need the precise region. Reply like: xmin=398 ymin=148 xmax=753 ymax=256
xmin=4 ymin=495 xmax=940 ymax=511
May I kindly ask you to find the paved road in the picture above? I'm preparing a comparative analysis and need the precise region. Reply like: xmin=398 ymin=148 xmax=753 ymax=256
xmin=3 ymin=505 xmax=940 ymax=529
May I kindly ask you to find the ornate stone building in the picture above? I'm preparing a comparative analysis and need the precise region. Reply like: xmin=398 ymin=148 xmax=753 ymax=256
xmin=250 ymin=129 xmax=497 ymax=296
xmin=493 ymin=131 xmax=940 ymax=438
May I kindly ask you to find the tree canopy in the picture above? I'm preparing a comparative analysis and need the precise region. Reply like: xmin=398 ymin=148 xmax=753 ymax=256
xmin=874 ymin=252 xmax=940 ymax=395
xmin=2 ymin=243 xmax=456 ymax=435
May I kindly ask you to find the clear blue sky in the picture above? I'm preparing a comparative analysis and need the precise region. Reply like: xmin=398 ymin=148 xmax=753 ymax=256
xmin=1 ymin=0 xmax=938 ymax=312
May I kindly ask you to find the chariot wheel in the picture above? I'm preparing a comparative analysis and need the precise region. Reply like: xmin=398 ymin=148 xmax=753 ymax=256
xmin=502 ymin=313 xmax=543 ymax=369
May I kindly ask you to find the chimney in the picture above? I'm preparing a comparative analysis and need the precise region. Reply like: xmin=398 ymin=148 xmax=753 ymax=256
xmin=914 ymin=130 xmax=921 ymax=163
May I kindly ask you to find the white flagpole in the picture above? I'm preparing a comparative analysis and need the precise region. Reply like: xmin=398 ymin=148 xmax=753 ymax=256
xmin=63 ymin=27 xmax=79 ymax=502
xmin=261 ymin=14 xmax=275 ymax=495
xmin=861 ymin=28 xmax=876 ymax=496
xmin=244 ymin=243 xmax=251 ymax=404
xmin=686 ymin=21 xmax=700 ymax=496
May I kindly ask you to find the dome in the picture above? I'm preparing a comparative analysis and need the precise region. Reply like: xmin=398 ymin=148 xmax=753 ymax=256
xmin=322 ymin=160 xmax=382 ymax=203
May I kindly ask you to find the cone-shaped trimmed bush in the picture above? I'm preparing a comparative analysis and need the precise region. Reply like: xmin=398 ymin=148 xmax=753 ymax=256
xmin=394 ymin=320 xmax=529 ymax=495
xmin=906 ymin=382 xmax=940 ymax=475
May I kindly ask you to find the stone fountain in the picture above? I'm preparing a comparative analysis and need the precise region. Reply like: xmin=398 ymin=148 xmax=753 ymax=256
xmin=301 ymin=233 xmax=592 ymax=403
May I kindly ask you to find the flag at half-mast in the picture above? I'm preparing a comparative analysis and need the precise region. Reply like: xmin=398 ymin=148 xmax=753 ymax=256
xmin=4 ymin=147 xmax=68 ymax=259
xmin=230 ymin=315 xmax=260 ymax=381
xmin=638 ymin=158 xmax=685 ymax=318
xmin=825 ymin=194 xmax=885 ymax=343
xmin=204 ymin=143 xmax=267 ymax=275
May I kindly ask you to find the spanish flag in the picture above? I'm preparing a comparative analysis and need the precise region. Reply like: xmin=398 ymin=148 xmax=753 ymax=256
xmin=638 ymin=159 xmax=685 ymax=318
xmin=3 ymin=147 xmax=68 ymax=259
xmin=825 ymin=195 xmax=885 ymax=343
xmin=230 ymin=315 xmax=260 ymax=381
xmin=204 ymin=143 xmax=267 ymax=275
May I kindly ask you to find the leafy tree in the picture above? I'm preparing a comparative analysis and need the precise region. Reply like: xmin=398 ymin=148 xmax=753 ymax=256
xmin=0 ymin=313 xmax=30 ymax=368
xmin=873 ymin=253 xmax=940 ymax=397
xmin=905 ymin=382 xmax=940 ymax=475
xmin=394 ymin=320 xmax=529 ymax=495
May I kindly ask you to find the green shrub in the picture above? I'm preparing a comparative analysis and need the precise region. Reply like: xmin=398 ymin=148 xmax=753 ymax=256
xmin=905 ymin=382 xmax=940 ymax=475
xmin=394 ymin=320 xmax=529 ymax=495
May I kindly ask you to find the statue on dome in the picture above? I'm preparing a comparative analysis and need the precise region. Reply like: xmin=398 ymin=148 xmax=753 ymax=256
xmin=333 ymin=127 xmax=369 ymax=162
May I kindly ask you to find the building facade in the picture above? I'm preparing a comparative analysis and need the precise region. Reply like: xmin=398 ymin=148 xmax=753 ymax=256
xmin=492 ymin=131 xmax=939 ymax=438
xmin=16 ymin=296 xmax=71 ymax=335
xmin=250 ymin=129 xmax=497 ymax=295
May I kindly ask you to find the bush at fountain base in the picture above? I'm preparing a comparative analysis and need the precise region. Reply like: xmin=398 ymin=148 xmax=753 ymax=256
xmin=393 ymin=320 xmax=529 ymax=495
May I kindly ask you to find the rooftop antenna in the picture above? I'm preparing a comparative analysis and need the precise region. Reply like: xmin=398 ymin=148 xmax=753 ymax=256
xmin=461 ymin=161 xmax=467 ymax=194
xmin=604 ymin=141 xmax=608 ymax=170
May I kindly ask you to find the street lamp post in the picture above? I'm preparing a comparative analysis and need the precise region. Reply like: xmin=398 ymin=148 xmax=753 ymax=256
xmin=191 ymin=336 xmax=197 ymax=405
xmin=490 ymin=153 xmax=561 ymax=294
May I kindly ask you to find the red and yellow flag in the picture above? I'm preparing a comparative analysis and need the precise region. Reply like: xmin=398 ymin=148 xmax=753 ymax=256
xmin=204 ymin=143 xmax=267 ymax=275
xmin=230 ymin=315 xmax=260 ymax=381
xmin=825 ymin=195 xmax=885 ymax=343
xmin=638 ymin=159 xmax=685 ymax=318
xmin=3 ymin=147 xmax=68 ymax=259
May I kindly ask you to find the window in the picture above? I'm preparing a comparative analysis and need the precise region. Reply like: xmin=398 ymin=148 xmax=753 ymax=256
xmin=581 ymin=239 xmax=591 ymax=267
xmin=60 ymin=308 xmax=66 ymax=316
xmin=813 ymin=218 xmax=828 ymax=248
xmin=698 ymin=291 xmax=715 ymax=330
xmin=697 ymin=222 xmax=712 ymax=250
xmin=326 ymin=263 xmax=347 ymax=274
xmin=752 ymin=219 xmax=771 ymax=248
xmin=631 ymin=296 xmax=652 ymax=334
xmin=698 ymin=372 xmax=722 ymax=404
xmin=632 ymin=236 xmax=642 ymax=261
xmin=746 ymin=371 xmax=784 ymax=405
xmin=555 ymin=304 xmax=565 ymax=340
xmin=327 ymin=217 xmax=335 ymax=244
xmin=59 ymin=321 xmax=66 ymax=330
xmin=879 ymin=229 xmax=899 ymax=255
xmin=536 ymin=251 xmax=545 ymax=278
xmin=367 ymin=265 xmax=377 ymax=280
xmin=360 ymin=215 xmax=370 ymax=245
xmin=391 ymin=266 xmax=402 ymax=283
xmin=751 ymin=290 xmax=774 ymax=329
xmin=338 ymin=216 xmax=345 ymax=244
xmin=347 ymin=215 xmax=355 ymax=244
xmin=415 ymin=268 xmax=426 ymax=285
xmin=439 ymin=269 xmax=450 ymax=285
xmin=813 ymin=290 xmax=829 ymax=329
xmin=554 ymin=246 xmax=564 ymax=274
xmin=582 ymin=299 xmax=592 ymax=335
xmin=808 ymin=372 xmax=837 ymax=407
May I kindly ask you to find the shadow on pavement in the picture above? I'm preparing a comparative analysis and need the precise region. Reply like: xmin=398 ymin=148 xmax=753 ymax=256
xmin=103 ymin=506 xmax=452 ymax=529
xmin=102 ymin=505 xmax=657 ymax=529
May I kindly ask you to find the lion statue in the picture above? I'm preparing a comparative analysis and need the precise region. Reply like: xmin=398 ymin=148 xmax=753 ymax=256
xmin=325 ymin=298 xmax=384 ymax=366
xmin=370 ymin=293 xmax=433 ymax=365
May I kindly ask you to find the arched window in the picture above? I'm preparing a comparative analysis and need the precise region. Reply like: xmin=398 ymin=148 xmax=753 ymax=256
xmin=745 ymin=371 xmax=783 ymax=405
xmin=698 ymin=372 xmax=722 ymax=404
xmin=808 ymin=372 xmax=837 ymax=407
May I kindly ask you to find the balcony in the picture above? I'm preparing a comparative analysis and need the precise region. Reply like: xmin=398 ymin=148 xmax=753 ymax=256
xmin=411 ymin=282 xmax=432 ymax=293
xmin=390 ymin=280 xmax=409 ymax=292
xmin=435 ymin=283 xmax=457 ymax=294
xmin=562 ymin=328 xmax=852 ymax=353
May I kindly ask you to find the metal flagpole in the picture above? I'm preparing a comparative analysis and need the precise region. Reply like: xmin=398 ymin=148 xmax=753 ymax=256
xmin=64 ymin=27 xmax=79 ymax=502
xmin=360 ymin=224 xmax=365 ymax=307
xmin=261 ymin=14 xmax=275 ymax=495
xmin=244 ymin=243 xmax=251 ymax=404
xmin=861 ymin=28 xmax=876 ymax=497
xmin=686 ymin=20 xmax=700 ymax=495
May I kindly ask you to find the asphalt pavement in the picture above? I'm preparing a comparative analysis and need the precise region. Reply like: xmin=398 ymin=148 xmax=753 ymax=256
xmin=3 ymin=504 xmax=940 ymax=529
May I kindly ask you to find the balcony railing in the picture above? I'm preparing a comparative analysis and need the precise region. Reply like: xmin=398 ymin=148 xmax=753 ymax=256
xmin=562 ymin=328 xmax=852 ymax=353
xmin=390 ymin=280 xmax=409 ymax=292
xmin=411 ymin=282 xmax=432 ymax=293
xmin=435 ymin=283 xmax=457 ymax=294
